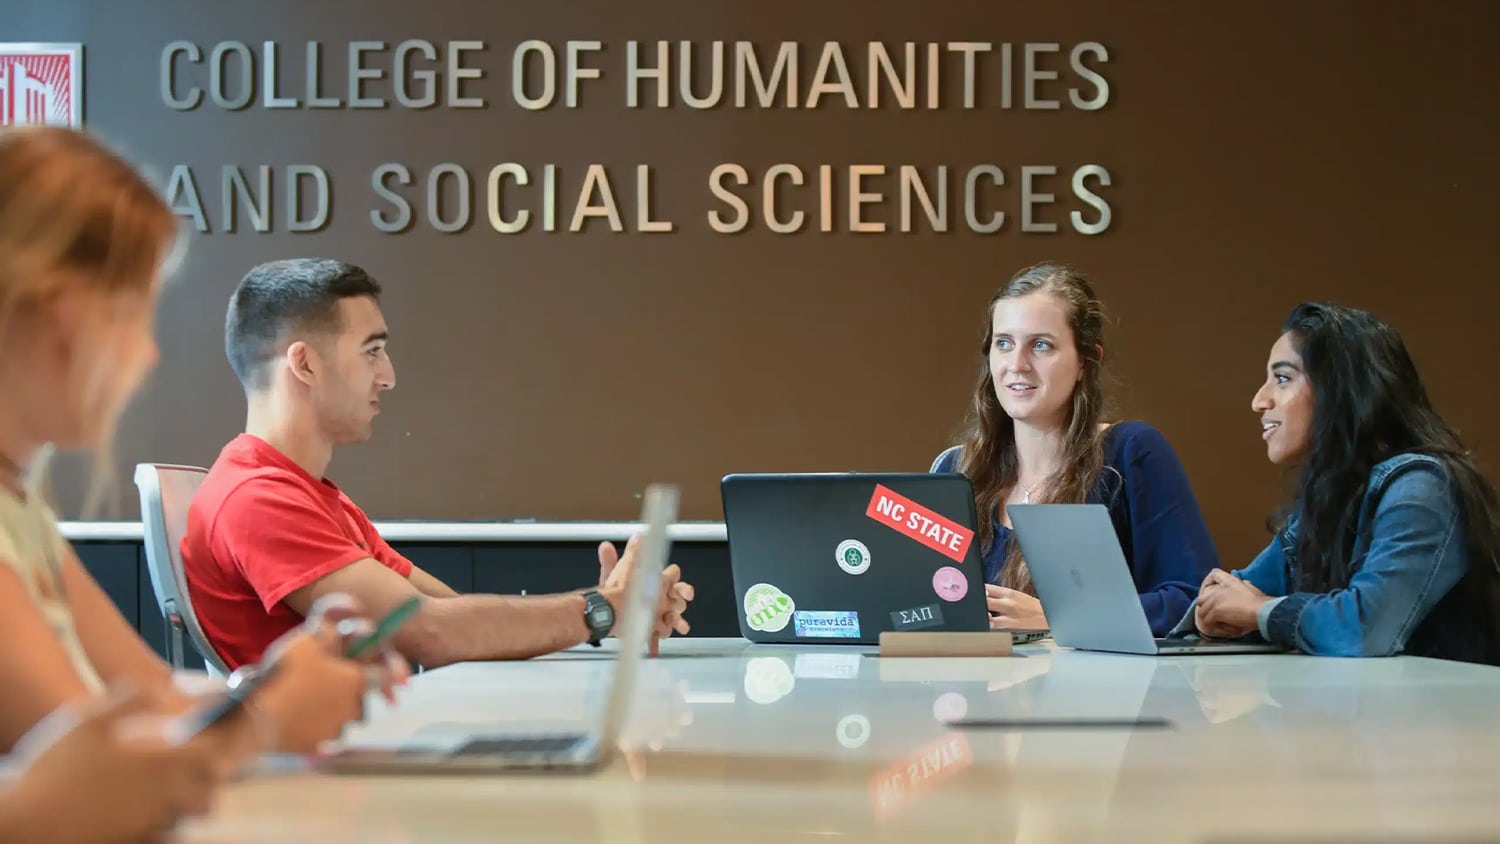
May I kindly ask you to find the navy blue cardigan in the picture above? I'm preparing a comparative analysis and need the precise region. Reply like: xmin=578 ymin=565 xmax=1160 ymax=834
xmin=932 ymin=421 xmax=1220 ymax=636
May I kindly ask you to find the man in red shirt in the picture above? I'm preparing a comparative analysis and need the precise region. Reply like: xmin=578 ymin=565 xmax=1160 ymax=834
xmin=182 ymin=259 xmax=692 ymax=670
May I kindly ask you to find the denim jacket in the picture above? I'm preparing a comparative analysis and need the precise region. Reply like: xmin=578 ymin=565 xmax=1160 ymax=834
xmin=1232 ymin=453 xmax=1492 ymax=663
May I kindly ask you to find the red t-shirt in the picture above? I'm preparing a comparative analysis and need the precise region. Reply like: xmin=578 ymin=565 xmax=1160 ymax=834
xmin=181 ymin=434 xmax=413 ymax=669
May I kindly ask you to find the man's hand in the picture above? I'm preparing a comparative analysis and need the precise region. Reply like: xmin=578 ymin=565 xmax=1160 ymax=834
xmin=599 ymin=535 xmax=695 ymax=656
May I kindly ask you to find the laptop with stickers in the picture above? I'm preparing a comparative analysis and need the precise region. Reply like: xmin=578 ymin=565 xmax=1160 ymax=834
xmin=721 ymin=473 xmax=990 ymax=645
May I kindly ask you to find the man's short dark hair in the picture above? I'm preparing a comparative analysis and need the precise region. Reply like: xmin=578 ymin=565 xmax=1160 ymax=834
xmin=225 ymin=258 xmax=382 ymax=389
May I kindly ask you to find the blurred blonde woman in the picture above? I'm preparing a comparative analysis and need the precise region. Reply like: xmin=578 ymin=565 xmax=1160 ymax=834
xmin=0 ymin=126 xmax=404 ymax=843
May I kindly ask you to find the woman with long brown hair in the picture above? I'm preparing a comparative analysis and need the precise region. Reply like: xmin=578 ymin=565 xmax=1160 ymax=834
xmin=933 ymin=263 xmax=1219 ymax=636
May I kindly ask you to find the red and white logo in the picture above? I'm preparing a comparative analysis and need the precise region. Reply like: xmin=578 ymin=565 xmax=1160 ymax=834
xmin=864 ymin=484 xmax=975 ymax=563
xmin=0 ymin=43 xmax=83 ymax=128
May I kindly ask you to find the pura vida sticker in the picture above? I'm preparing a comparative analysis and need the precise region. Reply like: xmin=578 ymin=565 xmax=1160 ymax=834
xmin=794 ymin=610 xmax=861 ymax=638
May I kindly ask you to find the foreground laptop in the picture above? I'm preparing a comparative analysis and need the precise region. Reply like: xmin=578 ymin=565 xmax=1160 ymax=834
xmin=722 ymin=472 xmax=990 ymax=645
xmin=1009 ymin=504 xmax=1283 ymax=656
xmin=319 ymin=483 xmax=677 ymax=774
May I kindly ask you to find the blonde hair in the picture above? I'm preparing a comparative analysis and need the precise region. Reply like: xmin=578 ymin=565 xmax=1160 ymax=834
xmin=0 ymin=126 xmax=178 ymax=514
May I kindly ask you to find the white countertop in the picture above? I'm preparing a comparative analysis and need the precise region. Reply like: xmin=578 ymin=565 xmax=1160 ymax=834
xmin=60 ymin=521 xmax=730 ymax=543
xmin=181 ymin=637 xmax=1500 ymax=843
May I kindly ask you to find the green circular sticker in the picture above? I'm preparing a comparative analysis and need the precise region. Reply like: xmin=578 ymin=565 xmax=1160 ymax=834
xmin=744 ymin=582 xmax=795 ymax=633
xmin=836 ymin=539 xmax=871 ymax=575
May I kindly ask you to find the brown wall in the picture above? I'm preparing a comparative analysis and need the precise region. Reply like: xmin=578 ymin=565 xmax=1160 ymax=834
xmin=16 ymin=0 xmax=1500 ymax=569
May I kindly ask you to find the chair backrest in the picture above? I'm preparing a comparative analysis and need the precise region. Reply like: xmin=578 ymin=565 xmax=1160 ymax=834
xmin=133 ymin=463 xmax=228 ymax=675
xmin=930 ymin=444 xmax=963 ymax=473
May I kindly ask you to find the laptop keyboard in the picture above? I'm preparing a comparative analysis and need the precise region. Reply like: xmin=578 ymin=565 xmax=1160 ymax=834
xmin=452 ymin=734 xmax=585 ymax=756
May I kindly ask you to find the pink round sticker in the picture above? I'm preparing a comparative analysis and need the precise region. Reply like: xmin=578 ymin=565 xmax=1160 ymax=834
xmin=932 ymin=566 xmax=968 ymax=602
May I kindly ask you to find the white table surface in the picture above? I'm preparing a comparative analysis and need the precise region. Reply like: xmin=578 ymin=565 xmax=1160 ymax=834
xmin=180 ymin=637 xmax=1500 ymax=843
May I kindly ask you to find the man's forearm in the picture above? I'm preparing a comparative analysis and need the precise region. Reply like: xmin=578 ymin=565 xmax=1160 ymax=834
xmin=400 ymin=593 xmax=593 ymax=667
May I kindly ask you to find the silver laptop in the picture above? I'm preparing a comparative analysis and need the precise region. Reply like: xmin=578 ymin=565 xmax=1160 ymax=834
xmin=1008 ymin=504 xmax=1283 ymax=656
xmin=320 ymin=483 xmax=677 ymax=773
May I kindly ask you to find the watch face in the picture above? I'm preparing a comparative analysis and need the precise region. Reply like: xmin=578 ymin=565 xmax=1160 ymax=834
xmin=591 ymin=607 xmax=611 ymax=625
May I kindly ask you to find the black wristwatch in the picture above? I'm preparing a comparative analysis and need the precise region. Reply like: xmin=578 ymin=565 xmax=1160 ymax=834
xmin=581 ymin=589 xmax=615 ymax=647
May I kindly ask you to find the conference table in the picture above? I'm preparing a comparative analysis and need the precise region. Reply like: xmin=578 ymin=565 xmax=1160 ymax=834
xmin=182 ymin=638 xmax=1500 ymax=843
